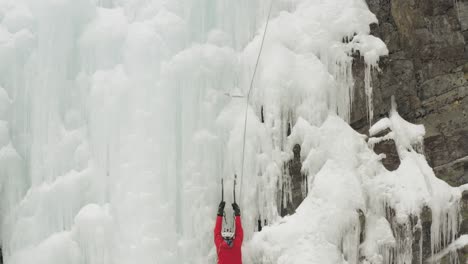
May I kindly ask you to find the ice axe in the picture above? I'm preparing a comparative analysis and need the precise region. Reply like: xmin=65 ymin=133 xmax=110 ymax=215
xmin=233 ymin=174 xmax=237 ymax=204
xmin=221 ymin=178 xmax=224 ymax=202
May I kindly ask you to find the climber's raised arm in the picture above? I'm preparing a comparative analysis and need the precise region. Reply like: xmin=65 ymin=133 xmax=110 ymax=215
xmin=233 ymin=203 xmax=243 ymax=245
xmin=214 ymin=201 xmax=225 ymax=248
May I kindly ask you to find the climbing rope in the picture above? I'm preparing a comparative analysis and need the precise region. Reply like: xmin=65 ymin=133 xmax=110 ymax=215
xmin=239 ymin=0 xmax=274 ymax=203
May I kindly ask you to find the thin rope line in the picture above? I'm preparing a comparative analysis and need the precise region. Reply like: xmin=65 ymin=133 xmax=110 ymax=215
xmin=239 ymin=0 xmax=274 ymax=203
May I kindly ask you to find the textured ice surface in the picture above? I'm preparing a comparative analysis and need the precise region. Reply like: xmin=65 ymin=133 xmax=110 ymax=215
xmin=0 ymin=0 xmax=460 ymax=264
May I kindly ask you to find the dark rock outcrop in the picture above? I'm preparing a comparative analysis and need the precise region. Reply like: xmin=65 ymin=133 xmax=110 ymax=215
xmin=351 ymin=1 xmax=468 ymax=263
xmin=369 ymin=127 xmax=402 ymax=171
xmin=420 ymin=206 xmax=433 ymax=263
xmin=352 ymin=0 xmax=468 ymax=188
xmin=290 ymin=144 xmax=306 ymax=208
xmin=459 ymin=244 xmax=468 ymax=264
xmin=281 ymin=144 xmax=306 ymax=216
xmin=461 ymin=191 xmax=468 ymax=235
xmin=373 ymin=139 xmax=401 ymax=171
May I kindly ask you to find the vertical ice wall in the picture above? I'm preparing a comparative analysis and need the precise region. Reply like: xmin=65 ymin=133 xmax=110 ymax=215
xmin=0 ymin=0 xmax=460 ymax=264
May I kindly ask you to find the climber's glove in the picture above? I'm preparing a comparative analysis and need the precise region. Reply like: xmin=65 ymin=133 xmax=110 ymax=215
xmin=232 ymin=203 xmax=241 ymax=216
xmin=217 ymin=201 xmax=226 ymax=216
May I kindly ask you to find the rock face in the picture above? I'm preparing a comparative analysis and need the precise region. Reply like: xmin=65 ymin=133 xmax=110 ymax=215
xmin=351 ymin=0 xmax=468 ymax=263
xmin=352 ymin=0 xmax=468 ymax=187
xmin=281 ymin=144 xmax=306 ymax=216
xmin=462 ymin=191 xmax=468 ymax=236
xmin=282 ymin=1 xmax=468 ymax=262
xmin=289 ymin=144 xmax=306 ymax=209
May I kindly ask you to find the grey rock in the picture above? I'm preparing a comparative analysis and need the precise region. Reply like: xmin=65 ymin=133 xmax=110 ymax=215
xmin=289 ymin=144 xmax=305 ymax=211
xmin=420 ymin=72 xmax=466 ymax=100
xmin=281 ymin=144 xmax=306 ymax=216
xmin=460 ymin=191 xmax=468 ymax=235
xmin=420 ymin=206 xmax=433 ymax=263
xmin=352 ymin=1 xmax=468 ymax=263
xmin=355 ymin=0 xmax=468 ymax=185
xmin=373 ymin=139 xmax=401 ymax=171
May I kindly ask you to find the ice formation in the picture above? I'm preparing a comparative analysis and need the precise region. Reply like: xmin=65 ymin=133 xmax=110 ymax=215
xmin=0 ymin=0 xmax=463 ymax=264
xmin=430 ymin=235 xmax=468 ymax=263
xmin=245 ymin=99 xmax=462 ymax=264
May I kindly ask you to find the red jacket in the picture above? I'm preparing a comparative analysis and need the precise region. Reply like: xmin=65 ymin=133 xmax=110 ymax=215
xmin=214 ymin=216 xmax=243 ymax=264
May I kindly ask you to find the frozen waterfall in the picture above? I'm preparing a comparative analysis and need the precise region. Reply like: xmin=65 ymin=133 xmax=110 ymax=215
xmin=0 ymin=0 xmax=463 ymax=264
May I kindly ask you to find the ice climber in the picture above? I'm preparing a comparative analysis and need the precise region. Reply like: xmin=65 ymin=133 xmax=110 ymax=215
xmin=214 ymin=201 xmax=243 ymax=264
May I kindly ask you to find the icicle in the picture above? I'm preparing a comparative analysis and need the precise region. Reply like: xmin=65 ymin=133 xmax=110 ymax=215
xmin=331 ymin=54 xmax=355 ymax=123
xmin=430 ymin=201 xmax=461 ymax=260
xmin=380 ymin=244 xmax=395 ymax=264
xmin=364 ymin=63 xmax=374 ymax=126
xmin=325 ymin=42 xmax=356 ymax=123
xmin=341 ymin=216 xmax=361 ymax=264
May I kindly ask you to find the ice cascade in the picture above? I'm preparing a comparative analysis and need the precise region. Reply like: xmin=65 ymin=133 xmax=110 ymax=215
xmin=0 ymin=0 xmax=462 ymax=264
